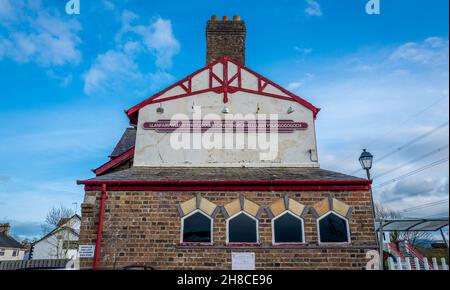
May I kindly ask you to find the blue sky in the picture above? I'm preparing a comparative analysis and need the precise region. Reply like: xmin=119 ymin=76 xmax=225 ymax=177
xmin=0 ymin=0 xmax=448 ymax=240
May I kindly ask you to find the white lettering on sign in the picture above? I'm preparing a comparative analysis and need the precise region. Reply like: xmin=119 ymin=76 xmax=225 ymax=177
xmin=231 ymin=252 xmax=255 ymax=270
xmin=78 ymin=245 xmax=95 ymax=258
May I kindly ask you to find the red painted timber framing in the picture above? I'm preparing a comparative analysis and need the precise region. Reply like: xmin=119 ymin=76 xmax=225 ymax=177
xmin=126 ymin=56 xmax=321 ymax=125
xmin=77 ymin=179 xmax=371 ymax=192
xmin=93 ymin=147 xmax=135 ymax=176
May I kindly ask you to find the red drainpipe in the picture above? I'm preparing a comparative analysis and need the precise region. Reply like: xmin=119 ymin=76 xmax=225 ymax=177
xmin=93 ymin=183 xmax=108 ymax=270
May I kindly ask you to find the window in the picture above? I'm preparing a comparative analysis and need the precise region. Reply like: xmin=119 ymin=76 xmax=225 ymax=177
xmin=0 ymin=249 xmax=4 ymax=256
xmin=12 ymin=249 xmax=18 ymax=256
xmin=181 ymin=210 xmax=212 ymax=243
xmin=318 ymin=212 xmax=350 ymax=243
xmin=227 ymin=212 xmax=258 ymax=243
xmin=272 ymin=211 xmax=304 ymax=244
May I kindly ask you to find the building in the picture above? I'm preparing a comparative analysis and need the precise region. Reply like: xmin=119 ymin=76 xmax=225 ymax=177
xmin=78 ymin=16 xmax=377 ymax=270
xmin=0 ymin=224 xmax=25 ymax=261
xmin=31 ymin=214 xmax=81 ymax=260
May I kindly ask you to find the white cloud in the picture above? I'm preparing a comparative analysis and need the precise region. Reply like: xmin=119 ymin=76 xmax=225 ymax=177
xmin=116 ymin=11 xmax=180 ymax=69
xmin=305 ymin=0 xmax=322 ymax=16
xmin=287 ymin=73 xmax=314 ymax=90
xmin=281 ymin=36 xmax=449 ymax=215
xmin=83 ymin=45 xmax=175 ymax=97
xmin=293 ymin=46 xmax=313 ymax=55
xmin=390 ymin=37 xmax=449 ymax=65
xmin=84 ymin=12 xmax=179 ymax=97
xmin=0 ymin=0 xmax=82 ymax=66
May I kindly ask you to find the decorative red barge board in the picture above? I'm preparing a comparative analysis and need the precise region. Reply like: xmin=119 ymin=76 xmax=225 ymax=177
xmin=93 ymin=147 xmax=134 ymax=176
xmin=143 ymin=119 xmax=308 ymax=133
xmin=125 ymin=56 xmax=321 ymax=125
xmin=77 ymin=179 xmax=371 ymax=192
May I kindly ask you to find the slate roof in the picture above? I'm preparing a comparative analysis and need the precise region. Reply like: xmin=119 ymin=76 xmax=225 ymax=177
xmin=82 ymin=166 xmax=365 ymax=182
xmin=0 ymin=232 xmax=25 ymax=249
xmin=109 ymin=128 xmax=136 ymax=158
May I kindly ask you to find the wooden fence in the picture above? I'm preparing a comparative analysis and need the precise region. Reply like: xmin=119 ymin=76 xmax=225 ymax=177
xmin=0 ymin=259 xmax=69 ymax=270
xmin=388 ymin=257 xmax=448 ymax=270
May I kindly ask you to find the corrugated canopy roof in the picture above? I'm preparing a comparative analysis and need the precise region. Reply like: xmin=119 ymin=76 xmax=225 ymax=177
xmin=375 ymin=218 xmax=449 ymax=232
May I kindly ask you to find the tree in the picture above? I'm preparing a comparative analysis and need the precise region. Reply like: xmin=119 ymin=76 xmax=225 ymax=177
xmin=39 ymin=205 xmax=77 ymax=259
xmin=42 ymin=205 xmax=74 ymax=234
xmin=375 ymin=203 xmax=401 ymax=219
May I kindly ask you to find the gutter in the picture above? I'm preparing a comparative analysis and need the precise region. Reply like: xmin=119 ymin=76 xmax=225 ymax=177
xmin=77 ymin=179 xmax=371 ymax=186
xmin=77 ymin=179 xmax=371 ymax=192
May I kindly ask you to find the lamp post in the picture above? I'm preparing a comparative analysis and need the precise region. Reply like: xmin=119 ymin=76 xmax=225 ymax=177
xmin=359 ymin=149 xmax=373 ymax=180
xmin=358 ymin=149 xmax=381 ymax=269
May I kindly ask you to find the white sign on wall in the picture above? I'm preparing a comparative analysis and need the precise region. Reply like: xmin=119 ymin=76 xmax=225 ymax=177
xmin=78 ymin=245 xmax=95 ymax=258
xmin=231 ymin=252 xmax=255 ymax=270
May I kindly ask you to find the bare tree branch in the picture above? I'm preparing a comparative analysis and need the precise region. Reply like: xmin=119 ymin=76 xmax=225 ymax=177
xmin=44 ymin=205 xmax=74 ymax=229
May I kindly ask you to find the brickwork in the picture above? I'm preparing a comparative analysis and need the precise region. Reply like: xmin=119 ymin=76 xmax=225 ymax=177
xmin=79 ymin=190 xmax=377 ymax=270
xmin=206 ymin=18 xmax=246 ymax=64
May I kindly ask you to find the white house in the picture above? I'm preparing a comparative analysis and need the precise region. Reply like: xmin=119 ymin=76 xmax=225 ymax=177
xmin=31 ymin=215 xmax=81 ymax=260
xmin=0 ymin=223 xmax=26 ymax=261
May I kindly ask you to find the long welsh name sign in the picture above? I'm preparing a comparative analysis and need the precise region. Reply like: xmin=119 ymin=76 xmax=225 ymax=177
xmin=143 ymin=120 xmax=308 ymax=133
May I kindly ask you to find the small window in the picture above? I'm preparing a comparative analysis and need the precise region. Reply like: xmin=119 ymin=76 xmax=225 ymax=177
xmin=0 ymin=249 xmax=5 ymax=256
xmin=181 ymin=210 xmax=212 ymax=243
xmin=273 ymin=211 xmax=304 ymax=244
xmin=318 ymin=212 xmax=350 ymax=243
xmin=227 ymin=212 xmax=258 ymax=243
xmin=12 ymin=249 xmax=18 ymax=256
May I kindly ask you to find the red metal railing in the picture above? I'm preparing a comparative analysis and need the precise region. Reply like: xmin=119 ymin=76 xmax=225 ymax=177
xmin=404 ymin=241 xmax=434 ymax=269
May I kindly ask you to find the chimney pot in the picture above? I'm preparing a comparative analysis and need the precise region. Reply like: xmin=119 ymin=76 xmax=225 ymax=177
xmin=211 ymin=15 xmax=219 ymax=21
xmin=233 ymin=15 xmax=241 ymax=21
xmin=222 ymin=15 xmax=229 ymax=21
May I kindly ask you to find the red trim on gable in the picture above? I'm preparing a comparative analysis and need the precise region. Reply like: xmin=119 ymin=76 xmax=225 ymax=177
xmin=125 ymin=56 xmax=321 ymax=125
xmin=78 ymin=178 xmax=371 ymax=192
xmin=93 ymin=147 xmax=134 ymax=176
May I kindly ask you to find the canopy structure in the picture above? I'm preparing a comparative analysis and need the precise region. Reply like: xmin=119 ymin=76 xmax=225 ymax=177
xmin=375 ymin=217 xmax=449 ymax=270
xmin=375 ymin=218 xmax=449 ymax=232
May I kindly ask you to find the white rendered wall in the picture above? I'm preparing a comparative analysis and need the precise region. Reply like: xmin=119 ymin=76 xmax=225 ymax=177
xmin=134 ymin=61 xmax=319 ymax=167
xmin=0 ymin=248 xmax=25 ymax=261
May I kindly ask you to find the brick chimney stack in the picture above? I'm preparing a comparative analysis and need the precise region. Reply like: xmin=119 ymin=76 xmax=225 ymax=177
xmin=0 ymin=223 xmax=10 ymax=236
xmin=206 ymin=15 xmax=246 ymax=65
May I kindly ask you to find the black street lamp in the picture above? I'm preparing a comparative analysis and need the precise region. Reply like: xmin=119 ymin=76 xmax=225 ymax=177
xmin=359 ymin=149 xmax=374 ymax=180
xmin=358 ymin=149 xmax=381 ymax=269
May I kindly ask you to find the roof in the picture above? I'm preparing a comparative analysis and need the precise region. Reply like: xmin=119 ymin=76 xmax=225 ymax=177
xmin=109 ymin=128 xmax=136 ymax=158
xmin=94 ymin=147 xmax=134 ymax=176
xmin=83 ymin=167 xmax=364 ymax=182
xmin=0 ymin=232 xmax=25 ymax=249
xmin=125 ymin=56 xmax=320 ymax=125
xmin=33 ymin=225 xmax=80 ymax=245
xmin=375 ymin=218 xmax=449 ymax=232
xmin=57 ymin=214 xmax=81 ymax=227
xmin=33 ymin=214 xmax=81 ymax=245
xmin=77 ymin=167 xmax=370 ymax=191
